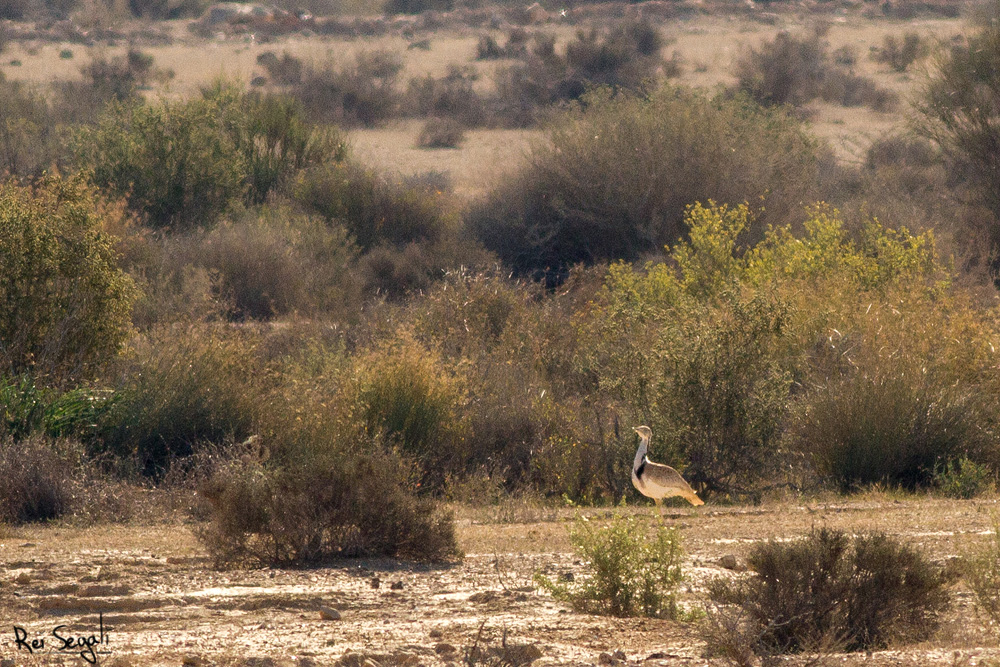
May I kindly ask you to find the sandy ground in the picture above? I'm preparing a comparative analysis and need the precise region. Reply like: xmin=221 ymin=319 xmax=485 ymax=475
xmin=2 ymin=496 xmax=1000 ymax=666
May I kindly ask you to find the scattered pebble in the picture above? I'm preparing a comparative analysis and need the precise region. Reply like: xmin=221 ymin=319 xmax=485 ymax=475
xmin=370 ymin=577 xmax=381 ymax=589
xmin=319 ymin=606 xmax=342 ymax=621
xmin=390 ymin=580 xmax=404 ymax=590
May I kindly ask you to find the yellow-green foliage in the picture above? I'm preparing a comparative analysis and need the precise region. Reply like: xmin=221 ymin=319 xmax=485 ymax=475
xmin=353 ymin=332 xmax=469 ymax=489
xmin=537 ymin=515 xmax=684 ymax=618
xmin=0 ymin=174 xmax=136 ymax=381
xmin=585 ymin=201 xmax=999 ymax=494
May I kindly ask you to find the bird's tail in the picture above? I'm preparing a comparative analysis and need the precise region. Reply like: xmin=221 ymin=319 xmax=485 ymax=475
xmin=683 ymin=490 xmax=705 ymax=506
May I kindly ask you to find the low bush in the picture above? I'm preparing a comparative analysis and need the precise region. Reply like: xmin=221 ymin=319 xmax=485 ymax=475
xmin=736 ymin=31 xmax=897 ymax=111
xmin=418 ymin=117 xmax=466 ymax=148
xmin=536 ymin=515 xmax=684 ymax=618
xmin=490 ymin=21 xmax=670 ymax=127
xmin=0 ymin=174 xmax=137 ymax=381
xmin=197 ymin=397 xmax=458 ymax=565
xmin=0 ymin=435 xmax=83 ymax=523
xmin=292 ymin=51 xmax=404 ymax=127
xmin=872 ymin=31 xmax=928 ymax=72
xmin=256 ymin=50 xmax=304 ymax=85
xmin=967 ymin=523 xmax=1000 ymax=625
xmin=383 ymin=0 xmax=450 ymax=15
xmin=468 ymin=86 xmax=823 ymax=278
xmin=294 ymin=161 xmax=450 ymax=251
xmin=933 ymin=456 xmax=994 ymax=499
xmin=407 ymin=65 xmax=486 ymax=126
xmin=708 ymin=528 xmax=949 ymax=654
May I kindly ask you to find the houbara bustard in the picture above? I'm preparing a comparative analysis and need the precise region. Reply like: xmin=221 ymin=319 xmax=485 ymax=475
xmin=631 ymin=426 xmax=704 ymax=517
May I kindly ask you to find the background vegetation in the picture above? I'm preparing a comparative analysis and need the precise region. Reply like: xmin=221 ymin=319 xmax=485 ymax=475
xmin=2 ymin=1 xmax=1000 ymax=574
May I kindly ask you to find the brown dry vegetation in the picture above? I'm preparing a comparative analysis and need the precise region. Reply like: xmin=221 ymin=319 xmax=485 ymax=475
xmin=4 ymin=0 xmax=1000 ymax=664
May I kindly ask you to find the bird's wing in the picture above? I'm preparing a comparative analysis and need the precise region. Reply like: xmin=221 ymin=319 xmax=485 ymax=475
xmin=642 ymin=462 xmax=695 ymax=492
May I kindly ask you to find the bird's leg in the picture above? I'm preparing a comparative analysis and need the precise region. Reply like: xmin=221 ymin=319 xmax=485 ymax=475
xmin=655 ymin=498 xmax=665 ymax=523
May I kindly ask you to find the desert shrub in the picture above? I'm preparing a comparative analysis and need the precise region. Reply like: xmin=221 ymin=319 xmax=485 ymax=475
xmin=536 ymin=515 xmax=684 ymax=618
xmin=476 ymin=30 xmax=529 ymax=60
xmin=77 ymin=97 xmax=246 ymax=230
xmin=202 ymin=83 xmax=347 ymax=205
xmin=0 ymin=435 xmax=84 ymax=523
xmin=491 ymin=21 xmax=667 ymax=127
xmin=127 ymin=0 xmax=206 ymax=19
xmin=197 ymin=391 xmax=458 ymax=564
xmin=872 ymin=31 xmax=928 ymax=72
xmin=352 ymin=334 xmax=468 ymax=489
xmin=102 ymin=326 xmax=263 ymax=475
xmin=0 ymin=174 xmax=137 ymax=381
xmin=256 ymin=50 xmax=304 ymax=85
xmin=418 ymin=117 xmax=466 ymax=148
xmin=294 ymin=161 xmax=450 ymax=251
xmin=408 ymin=65 xmax=486 ymax=125
xmin=293 ymin=51 xmax=404 ymax=127
xmin=933 ymin=456 xmax=994 ymax=499
xmin=736 ymin=31 xmax=896 ymax=111
xmin=708 ymin=528 xmax=948 ymax=653
xmin=798 ymin=365 xmax=989 ymax=490
xmin=0 ymin=74 xmax=61 ymax=178
xmin=915 ymin=16 xmax=1000 ymax=277
xmin=383 ymin=0 xmax=450 ymax=15
xmin=468 ymin=86 xmax=823 ymax=279
xmin=967 ymin=523 xmax=1000 ymax=625
xmin=78 ymin=86 xmax=341 ymax=230
xmin=175 ymin=210 xmax=359 ymax=320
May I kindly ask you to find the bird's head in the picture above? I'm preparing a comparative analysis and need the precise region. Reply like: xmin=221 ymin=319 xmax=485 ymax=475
xmin=633 ymin=425 xmax=652 ymax=440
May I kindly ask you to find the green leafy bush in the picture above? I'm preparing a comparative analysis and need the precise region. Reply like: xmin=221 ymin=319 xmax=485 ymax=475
xmin=0 ymin=174 xmax=137 ymax=381
xmin=708 ymin=528 xmax=948 ymax=654
xmin=468 ymin=86 xmax=824 ymax=278
xmin=78 ymin=85 xmax=341 ymax=230
xmin=536 ymin=515 xmax=684 ymax=618
xmin=353 ymin=334 xmax=468 ymax=489
xmin=933 ymin=456 xmax=994 ymax=499
xmin=0 ymin=375 xmax=116 ymax=444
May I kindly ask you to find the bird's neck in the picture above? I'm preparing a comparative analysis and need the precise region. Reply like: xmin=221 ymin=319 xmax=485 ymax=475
xmin=633 ymin=437 xmax=648 ymax=472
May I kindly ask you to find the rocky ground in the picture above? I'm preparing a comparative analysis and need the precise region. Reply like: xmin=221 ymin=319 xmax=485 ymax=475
xmin=1 ymin=496 xmax=999 ymax=666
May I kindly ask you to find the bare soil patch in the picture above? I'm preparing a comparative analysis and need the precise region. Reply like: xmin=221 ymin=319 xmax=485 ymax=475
xmin=1 ymin=496 xmax=998 ymax=665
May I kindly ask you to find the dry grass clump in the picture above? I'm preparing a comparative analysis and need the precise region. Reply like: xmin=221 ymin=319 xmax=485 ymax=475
xmin=292 ymin=50 xmax=405 ymax=128
xmin=706 ymin=529 xmax=949 ymax=657
xmin=871 ymin=31 xmax=929 ymax=72
xmin=102 ymin=326 xmax=265 ymax=476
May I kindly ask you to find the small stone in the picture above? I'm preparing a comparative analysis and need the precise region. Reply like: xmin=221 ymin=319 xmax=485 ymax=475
xmin=434 ymin=643 xmax=457 ymax=655
xmin=504 ymin=644 xmax=542 ymax=665
xmin=429 ymin=629 xmax=443 ymax=639
xmin=370 ymin=577 xmax=381 ymax=589
xmin=319 ymin=606 xmax=342 ymax=621
xmin=14 ymin=572 xmax=30 ymax=584
xmin=611 ymin=650 xmax=626 ymax=661
xmin=19 ymin=543 xmax=36 ymax=548
xmin=558 ymin=571 xmax=574 ymax=582
xmin=182 ymin=656 xmax=205 ymax=666
xmin=719 ymin=554 xmax=740 ymax=570
xmin=468 ymin=591 xmax=497 ymax=603
xmin=390 ymin=580 xmax=404 ymax=590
